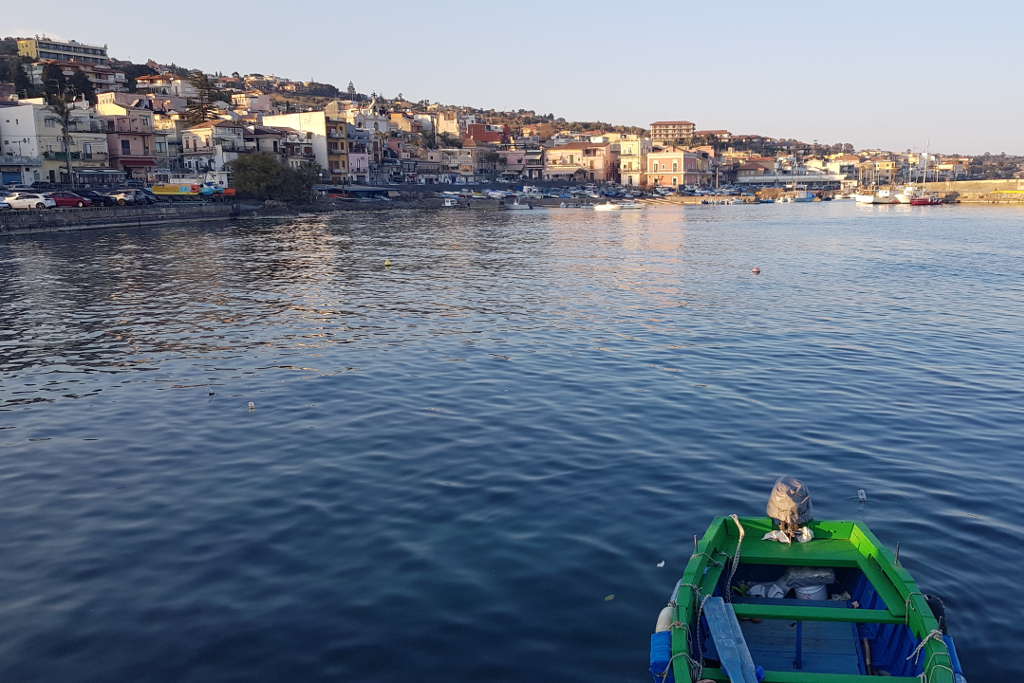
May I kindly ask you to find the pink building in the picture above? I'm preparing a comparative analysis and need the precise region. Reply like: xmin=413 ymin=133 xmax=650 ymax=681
xmin=646 ymin=148 xmax=711 ymax=187
xmin=95 ymin=101 xmax=157 ymax=180
xmin=542 ymin=142 xmax=618 ymax=182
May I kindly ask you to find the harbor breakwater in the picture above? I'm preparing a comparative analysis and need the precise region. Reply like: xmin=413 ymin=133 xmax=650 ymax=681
xmin=0 ymin=203 xmax=238 ymax=235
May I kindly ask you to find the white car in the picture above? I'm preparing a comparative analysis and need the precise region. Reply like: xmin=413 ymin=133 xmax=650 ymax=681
xmin=4 ymin=193 xmax=57 ymax=209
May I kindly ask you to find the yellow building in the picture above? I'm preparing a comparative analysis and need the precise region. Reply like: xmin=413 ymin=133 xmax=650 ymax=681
xmin=17 ymin=37 xmax=109 ymax=65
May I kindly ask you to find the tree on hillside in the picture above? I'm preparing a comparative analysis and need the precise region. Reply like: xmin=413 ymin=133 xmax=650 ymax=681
xmin=438 ymin=132 xmax=462 ymax=148
xmin=121 ymin=62 xmax=158 ymax=91
xmin=0 ymin=37 xmax=17 ymax=55
xmin=186 ymin=72 xmax=220 ymax=125
xmin=68 ymin=71 xmax=96 ymax=104
xmin=6 ymin=60 xmax=33 ymax=98
xmin=41 ymin=63 xmax=68 ymax=102
xmin=229 ymin=153 xmax=319 ymax=202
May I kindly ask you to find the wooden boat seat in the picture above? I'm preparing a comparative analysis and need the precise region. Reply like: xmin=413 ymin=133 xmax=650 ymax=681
xmin=737 ymin=538 xmax=906 ymax=618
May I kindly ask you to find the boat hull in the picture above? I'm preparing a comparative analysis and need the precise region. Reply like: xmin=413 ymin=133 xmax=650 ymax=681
xmin=651 ymin=516 xmax=967 ymax=683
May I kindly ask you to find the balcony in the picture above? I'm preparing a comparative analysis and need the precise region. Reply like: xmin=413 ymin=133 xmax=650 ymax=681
xmin=43 ymin=151 xmax=109 ymax=161
xmin=0 ymin=154 xmax=43 ymax=166
xmin=106 ymin=120 xmax=155 ymax=134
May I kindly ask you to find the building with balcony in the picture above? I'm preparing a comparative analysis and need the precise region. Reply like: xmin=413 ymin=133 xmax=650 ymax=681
xmin=650 ymin=120 xmax=695 ymax=146
xmin=27 ymin=60 xmax=128 ymax=93
xmin=542 ymin=142 xmax=618 ymax=182
xmin=231 ymin=92 xmax=272 ymax=114
xmin=17 ymin=37 xmax=110 ymax=65
xmin=134 ymin=74 xmax=199 ymax=99
xmin=96 ymin=100 xmax=157 ymax=180
xmin=0 ymin=101 xmax=112 ymax=184
xmin=618 ymin=135 xmax=651 ymax=187
xmin=261 ymin=110 xmax=348 ymax=183
xmin=646 ymin=147 xmax=711 ymax=188
xmin=181 ymin=120 xmax=247 ymax=178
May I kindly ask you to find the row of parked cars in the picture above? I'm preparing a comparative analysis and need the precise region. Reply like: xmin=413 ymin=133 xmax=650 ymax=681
xmin=0 ymin=186 xmax=159 ymax=210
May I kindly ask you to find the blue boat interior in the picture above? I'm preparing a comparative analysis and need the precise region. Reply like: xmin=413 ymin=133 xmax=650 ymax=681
xmin=696 ymin=564 xmax=929 ymax=677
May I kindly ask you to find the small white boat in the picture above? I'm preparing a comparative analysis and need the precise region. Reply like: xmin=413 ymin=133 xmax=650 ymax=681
xmin=593 ymin=202 xmax=621 ymax=211
xmin=443 ymin=198 xmax=461 ymax=208
xmin=502 ymin=199 xmax=532 ymax=210
xmin=618 ymin=201 xmax=644 ymax=210
xmin=855 ymin=189 xmax=899 ymax=205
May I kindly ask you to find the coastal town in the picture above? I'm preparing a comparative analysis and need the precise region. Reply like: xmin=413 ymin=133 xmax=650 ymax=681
xmin=2 ymin=34 xmax=1023 ymax=204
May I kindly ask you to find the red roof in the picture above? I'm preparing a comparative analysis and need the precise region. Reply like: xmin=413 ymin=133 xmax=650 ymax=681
xmin=548 ymin=141 xmax=610 ymax=150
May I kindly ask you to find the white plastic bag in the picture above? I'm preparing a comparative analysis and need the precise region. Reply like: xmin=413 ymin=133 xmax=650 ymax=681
xmin=761 ymin=527 xmax=814 ymax=544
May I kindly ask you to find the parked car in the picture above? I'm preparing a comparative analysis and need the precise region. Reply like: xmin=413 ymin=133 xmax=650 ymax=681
xmin=46 ymin=191 xmax=93 ymax=208
xmin=3 ymin=192 xmax=57 ymax=209
xmin=106 ymin=188 xmax=156 ymax=205
xmin=74 ymin=189 xmax=117 ymax=207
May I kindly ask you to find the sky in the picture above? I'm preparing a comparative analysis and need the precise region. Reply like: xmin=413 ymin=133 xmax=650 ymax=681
xmin=7 ymin=0 xmax=1023 ymax=154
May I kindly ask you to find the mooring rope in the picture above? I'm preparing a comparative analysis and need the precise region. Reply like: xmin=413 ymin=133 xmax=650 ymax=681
xmin=906 ymin=628 xmax=945 ymax=665
xmin=725 ymin=514 xmax=745 ymax=603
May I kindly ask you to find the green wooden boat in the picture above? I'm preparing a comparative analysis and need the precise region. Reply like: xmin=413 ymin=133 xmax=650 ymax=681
xmin=649 ymin=482 xmax=967 ymax=683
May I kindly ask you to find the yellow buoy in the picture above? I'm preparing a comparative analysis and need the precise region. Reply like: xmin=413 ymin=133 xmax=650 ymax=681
xmin=384 ymin=259 xmax=393 ymax=267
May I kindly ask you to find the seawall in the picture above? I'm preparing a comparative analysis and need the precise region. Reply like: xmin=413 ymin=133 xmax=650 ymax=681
xmin=0 ymin=204 xmax=237 ymax=236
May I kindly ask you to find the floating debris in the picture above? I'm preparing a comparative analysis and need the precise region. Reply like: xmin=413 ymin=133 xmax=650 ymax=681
xmin=247 ymin=401 xmax=256 ymax=410
xmin=603 ymin=594 xmax=616 ymax=602
xmin=857 ymin=489 xmax=868 ymax=503
xmin=656 ymin=560 xmax=666 ymax=568
xmin=751 ymin=266 xmax=762 ymax=275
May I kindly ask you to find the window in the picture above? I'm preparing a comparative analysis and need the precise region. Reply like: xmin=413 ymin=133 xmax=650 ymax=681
xmin=121 ymin=140 xmax=131 ymax=155
xmin=673 ymin=162 xmax=678 ymax=172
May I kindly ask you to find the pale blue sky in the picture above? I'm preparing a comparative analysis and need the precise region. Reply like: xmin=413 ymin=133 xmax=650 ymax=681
xmin=8 ymin=0 xmax=1022 ymax=154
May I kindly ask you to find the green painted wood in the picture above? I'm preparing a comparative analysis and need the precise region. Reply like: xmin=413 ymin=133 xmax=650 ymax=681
xmin=701 ymin=667 xmax=921 ymax=683
xmin=732 ymin=603 xmax=904 ymax=624
xmin=737 ymin=538 xmax=862 ymax=567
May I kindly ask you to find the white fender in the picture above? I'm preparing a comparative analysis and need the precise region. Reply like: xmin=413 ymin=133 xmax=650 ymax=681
xmin=655 ymin=604 xmax=674 ymax=632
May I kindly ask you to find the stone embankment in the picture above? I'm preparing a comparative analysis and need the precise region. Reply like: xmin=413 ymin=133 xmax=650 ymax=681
xmin=922 ymin=179 xmax=1024 ymax=203
xmin=0 ymin=203 xmax=238 ymax=235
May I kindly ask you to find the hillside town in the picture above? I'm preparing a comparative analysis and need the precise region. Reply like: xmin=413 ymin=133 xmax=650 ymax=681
xmin=2 ymin=34 xmax=1023 ymax=196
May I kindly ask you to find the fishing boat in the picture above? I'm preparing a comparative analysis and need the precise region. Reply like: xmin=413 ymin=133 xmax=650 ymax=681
xmin=649 ymin=478 xmax=967 ymax=683
xmin=910 ymin=195 xmax=943 ymax=206
xmin=593 ymin=202 xmax=621 ymax=211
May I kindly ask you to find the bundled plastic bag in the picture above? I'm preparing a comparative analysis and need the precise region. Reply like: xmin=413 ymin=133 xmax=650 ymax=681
xmin=781 ymin=567 xmax=835 ymax=588
xmin=766 ymin=476 xmax=813 ymax=541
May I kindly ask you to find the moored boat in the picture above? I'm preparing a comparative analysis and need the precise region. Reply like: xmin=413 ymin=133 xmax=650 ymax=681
xmin=856 ymin=189 xmax=900 ymax=205
xmin=911 ymin=195 xmax=943 ymax=206
xmin=649 ymin=478 xmax=967 ymax=683
xmin=501 ymin=199 xmax=533 ymax=210
xmin=618 ymin=201 xmax=644 ymax=210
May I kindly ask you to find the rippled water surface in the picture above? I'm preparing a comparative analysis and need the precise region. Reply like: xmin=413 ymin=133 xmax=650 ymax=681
xmin=1 ymin=203 xmax=1022 ymax=681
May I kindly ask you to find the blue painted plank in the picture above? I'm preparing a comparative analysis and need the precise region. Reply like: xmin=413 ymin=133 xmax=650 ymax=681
xmin=704 ymin=597 xmax=760 ymax=683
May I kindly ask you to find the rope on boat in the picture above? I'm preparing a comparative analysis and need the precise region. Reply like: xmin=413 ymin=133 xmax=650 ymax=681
xmin=724 ymin=514 xmax=745 ymax=603
xmin=656 ymin=651 xmax=702 ymax=682
xmin=906 ymin=628 xmax=945 ymax=665
xmin=919 ymin=663 xmax=955 ymax=682
xmin=688 ymin=550 xmax=724 ymax=567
